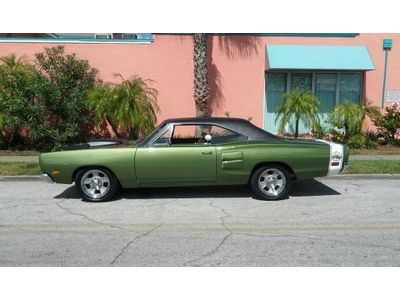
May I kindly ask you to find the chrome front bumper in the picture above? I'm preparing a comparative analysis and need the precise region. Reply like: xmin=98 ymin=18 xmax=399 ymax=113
xmin=41 ymin=173 xmax=54 ymax=183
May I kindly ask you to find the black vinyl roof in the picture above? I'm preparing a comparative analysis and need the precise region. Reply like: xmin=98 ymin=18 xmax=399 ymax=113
xmin=162 ymin=117 xmax=277 ymax=140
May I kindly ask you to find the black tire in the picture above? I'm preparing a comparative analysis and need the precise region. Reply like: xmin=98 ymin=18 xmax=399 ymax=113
xmin=75 ymin=167 xmax=119 ymax=202
xmin=250 ymin=164 xmax=293 ymax=200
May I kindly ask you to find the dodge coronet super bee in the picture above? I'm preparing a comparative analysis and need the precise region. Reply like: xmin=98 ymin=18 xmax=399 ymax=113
xmin=40 ymin=117 xmax=349 ymax=202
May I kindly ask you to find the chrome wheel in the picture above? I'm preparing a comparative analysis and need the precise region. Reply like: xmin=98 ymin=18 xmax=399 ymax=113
xmin=80 ymin=169 xmax=111 ymax=200
xmin=258 ymin=168 xmax=286 ymax=197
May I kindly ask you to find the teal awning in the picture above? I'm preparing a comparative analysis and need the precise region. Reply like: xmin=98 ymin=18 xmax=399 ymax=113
xmin=266 ymin=45 xmax=375 ymax=70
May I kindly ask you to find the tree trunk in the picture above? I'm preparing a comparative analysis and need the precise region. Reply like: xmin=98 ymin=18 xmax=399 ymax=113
xmin=344 ymin=122 xmax=350 ymax=142
xmin=106 ymin=117 xmax=122 ymax=139
xmin=193 ymin=33 xmax=209 ymax=119
xmin=295 ymin=118 xmax=299 ymax=138
xmin=128 ymin=126 xmax=138 ymax=141
xmin=0 ymin=129 xmax=8 ymax=149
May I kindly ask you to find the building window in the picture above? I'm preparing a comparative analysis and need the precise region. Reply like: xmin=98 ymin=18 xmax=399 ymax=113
xmin=339 ymin=73 xmax=362 ymax=104
xmin=265 ymin=71 xmax=363 ymax=132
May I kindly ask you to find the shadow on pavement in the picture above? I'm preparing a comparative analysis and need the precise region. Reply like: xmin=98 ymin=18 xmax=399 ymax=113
xmin=291 ymin=179 xmax=340 ymax=197
xmin=54 ymin=179 xmax=339 ymax=201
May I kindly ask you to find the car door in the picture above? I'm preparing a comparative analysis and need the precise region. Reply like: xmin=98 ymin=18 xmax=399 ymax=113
xmin=135 ymin=124 xmax=216 ymax=185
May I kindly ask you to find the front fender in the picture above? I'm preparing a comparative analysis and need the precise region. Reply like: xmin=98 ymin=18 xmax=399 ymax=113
xmin=39 ymin=148 xmax=137 ymax=188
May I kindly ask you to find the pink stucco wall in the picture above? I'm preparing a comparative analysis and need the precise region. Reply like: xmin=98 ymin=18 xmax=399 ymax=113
xmin=207 ymin=34 xmax=400 ymax=128
xmin=0 ymin=35 xmax=195 ymax=123
xmin=1 ymin=33 xmax=399 ymax=129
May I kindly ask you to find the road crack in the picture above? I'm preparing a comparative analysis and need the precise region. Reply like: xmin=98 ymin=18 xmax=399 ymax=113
xmin=56 ymin=200 xmax=129 ymax=232
xmin=110 ymin=223 xmax=162 ymax=266
xmin=183 ymin=201 xmax=232 ymax=266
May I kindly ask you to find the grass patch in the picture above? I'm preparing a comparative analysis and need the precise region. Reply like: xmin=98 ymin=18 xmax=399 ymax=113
xmin=0 ymin=150 xmax=40 ymax=156
xmin=0 ymin=162 xmax=41 ymax=176
xmin=350 ymin=144 xmax=400 ymax=155
xmin=343 ymin=160 xmax=400 ymax=174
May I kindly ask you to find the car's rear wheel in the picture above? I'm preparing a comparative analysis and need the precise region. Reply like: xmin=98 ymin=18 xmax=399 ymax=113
xmin=250 ymin=164 xmax=293 ymax=200
xmin=75 ymin=167 xmax=118 ymax=202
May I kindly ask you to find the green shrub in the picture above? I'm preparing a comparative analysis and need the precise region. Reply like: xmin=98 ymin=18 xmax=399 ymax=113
xmin=389 ymin=139 xmax=400 ymax=146
xmin=0 ymin=47 xmax=98 ymax=151
xmin=0 ymin=55 xmax=37 ymax=149
xmin=373 ymin=103 xmax=400 ymax=142
xmin=327 ymin=100 xmax=379 ymax=143
xmin=87 ymin=74 xmax=159 ymax=140
xmin=31 ymin=46 xmax=98 ymax=150
xmin=347 ymin=133 xmax=378 ymax=149
xmin=312 ymin=121 xmax=329 ymax=139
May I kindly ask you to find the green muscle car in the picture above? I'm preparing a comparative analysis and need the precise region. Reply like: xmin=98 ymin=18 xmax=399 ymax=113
xmin=40 ymin=117 xmax=349 ymax=202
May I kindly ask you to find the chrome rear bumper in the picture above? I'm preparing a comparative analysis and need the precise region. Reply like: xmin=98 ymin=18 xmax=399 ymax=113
xmin=41 ymin=173 xmax=54 ymax=183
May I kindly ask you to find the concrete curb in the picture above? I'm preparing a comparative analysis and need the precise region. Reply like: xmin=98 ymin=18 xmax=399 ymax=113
xmin=0 ymin=176 xmax=44 ymax=182
xmin=319 ymin=174 xmax=400 ymax=180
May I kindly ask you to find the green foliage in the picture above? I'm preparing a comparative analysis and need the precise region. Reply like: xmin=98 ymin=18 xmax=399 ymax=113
xmin=343 ymin=160 xmax=400 ymax=174
xmin=347 ymin=133 xmax=378 ymax=149
xmin=327 ymin=100 xmax=380 ymax=143
xmin=0 ymin=54 xmax=36 ymax=149
xmin=275 ymin=88 xmax=320 ymax=138
xmin=312 ymin=121 xmax=329 ymax=139
xmin=32 ymin=46 xmax=98 ymax=150
xmin=373 ymin=103 xmax=400 ymax=142
xmin=0 ymin=47 xmax=98 ymax=151
xmin=88 ymin=74 xmax=159 ymax=139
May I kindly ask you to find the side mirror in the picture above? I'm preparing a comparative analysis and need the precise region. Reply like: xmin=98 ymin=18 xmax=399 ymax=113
xmin=205 ymin=134 xmax=212 ymax=143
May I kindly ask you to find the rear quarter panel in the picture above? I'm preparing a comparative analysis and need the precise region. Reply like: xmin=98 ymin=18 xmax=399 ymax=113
xmin=216 ymin=140 xmax=330 ymax=184
xmin=39 ymin=148 xmax=137 ymax=187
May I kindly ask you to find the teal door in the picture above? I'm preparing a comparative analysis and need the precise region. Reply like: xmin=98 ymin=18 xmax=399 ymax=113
xmin=289 ymin=73 xmax=312 ymax=133
xmin=315 ymin=73 xmax=337 ymax=127
xmin=265 ymin=73 xmax=286 ymax=133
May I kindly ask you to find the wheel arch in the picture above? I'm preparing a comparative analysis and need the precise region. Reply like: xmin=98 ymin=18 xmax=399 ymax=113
xmin=249 ymin=161 xmax=296 ymax=183
xmin=72 ymin=165 xmax=121 ymax=186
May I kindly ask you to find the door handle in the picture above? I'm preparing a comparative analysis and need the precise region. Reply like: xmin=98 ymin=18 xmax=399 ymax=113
xmin=202 ymin=151 xmax=213 ymax=155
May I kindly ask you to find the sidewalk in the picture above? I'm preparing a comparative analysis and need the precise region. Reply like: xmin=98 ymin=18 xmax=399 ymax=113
xmin=0 ymin=156 xmax=39 ymax=163
xmin=1 ymin=154 xmax=400 ymax=163
xmin=349 ymin=155 xmax=400 ymax=161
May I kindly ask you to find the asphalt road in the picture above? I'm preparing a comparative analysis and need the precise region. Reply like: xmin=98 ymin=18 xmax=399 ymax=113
xmin=0 ymin=177 xmax=399 ymax=267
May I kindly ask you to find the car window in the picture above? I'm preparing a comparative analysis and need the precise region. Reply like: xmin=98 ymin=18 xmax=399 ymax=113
xmin=153 ymin=126 xmax=172 ymax=145
xmin=209 ymin=125 xmax=247 ymax=144
xmin=151 ymin=124 xmax=247 ymax=146
xmin=170 ymin=125 xmax=205 ymax=145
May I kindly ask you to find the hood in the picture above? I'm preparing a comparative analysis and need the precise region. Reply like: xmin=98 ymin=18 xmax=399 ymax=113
xmin=62 ymin=139 xmax=134 ymax=151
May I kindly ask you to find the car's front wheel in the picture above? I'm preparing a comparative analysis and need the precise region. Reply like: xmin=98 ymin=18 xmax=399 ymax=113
xmin=250 ymin=164 xmax=293 ymax=200
xmin=75 ymin=167 xmax=118 ymax=202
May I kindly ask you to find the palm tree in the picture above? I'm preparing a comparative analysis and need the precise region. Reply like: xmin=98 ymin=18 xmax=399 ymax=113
xmin=88 ymin=75 xmax=159 ymax=140
xmin=87 ymin=83 xmax=121 ymax=138
xmin=193 ymin=33 xmax=209 ymax=118
xmin=328 ymin=100 xmax=380 ymax=142
xmin=112 ymin=74 xmax=159 ymax=139
xmin=275 ymin=88 xmax=320 ymax=138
